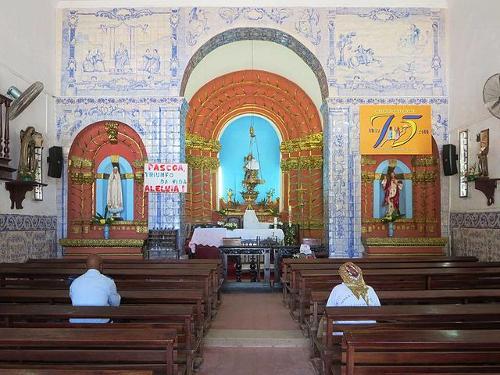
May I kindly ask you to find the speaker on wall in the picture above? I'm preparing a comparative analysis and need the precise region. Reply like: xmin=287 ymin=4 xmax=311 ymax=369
xmin=442 ymin=144 xmax=458 ymax=176
xmin=47 ymin=146 xmax=63 ymax=178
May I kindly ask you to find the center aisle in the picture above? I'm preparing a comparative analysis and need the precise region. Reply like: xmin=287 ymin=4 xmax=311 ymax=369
xmin=197 ymin=291 xmax=316 ymax=375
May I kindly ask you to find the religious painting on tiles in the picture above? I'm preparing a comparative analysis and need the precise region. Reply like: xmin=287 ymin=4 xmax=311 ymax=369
xmin=360 ymin=105 xmax=432 ymax=155
xmin=66 ymin=121 xmax=148 ymax=239
xmin=330 ymin=8 xmax=445 ymax=96
xmin=61 ymin=8 xmax=178 ymax=95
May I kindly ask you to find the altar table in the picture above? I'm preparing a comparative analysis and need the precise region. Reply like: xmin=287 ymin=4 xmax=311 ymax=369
xmin=188 ymin=228 xmax=284 ymax=253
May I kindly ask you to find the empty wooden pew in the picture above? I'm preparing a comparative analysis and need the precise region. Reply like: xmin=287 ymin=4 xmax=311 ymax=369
xmin=342 ymin=329 xmax=500 ymax=375
xmin=0 ymin=327 xmax=178 ymax=375
xmin=319 ymin=304 xmax=500 ymax=375
xmin=0 ymin=304 xmax=197 ymax=375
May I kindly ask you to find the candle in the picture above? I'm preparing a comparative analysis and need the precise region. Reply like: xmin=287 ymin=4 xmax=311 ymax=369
xmin=288 ymin=205 xmax=292 ymax=224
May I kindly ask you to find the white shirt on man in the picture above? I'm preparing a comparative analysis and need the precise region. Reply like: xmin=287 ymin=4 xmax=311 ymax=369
xmin=326 ymin=283 xmax=381 ymax=326
xmin=69 ymin=268 xmax=121 ymax=323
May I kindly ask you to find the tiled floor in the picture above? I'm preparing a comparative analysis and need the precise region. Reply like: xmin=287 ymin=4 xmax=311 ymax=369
xmin=212 ymin=292 xmax=300 ymax=330
xmin=197 ymin=292 xmax=316 ymax=375
xmin=197 ymin=347 xmax=315 ymax=375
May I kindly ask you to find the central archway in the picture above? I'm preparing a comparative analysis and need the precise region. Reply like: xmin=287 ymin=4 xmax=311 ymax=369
xmin=185 ymin=70 xmax=323 ymax=238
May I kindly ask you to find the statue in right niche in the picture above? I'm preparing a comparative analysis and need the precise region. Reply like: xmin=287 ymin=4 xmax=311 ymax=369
xmin=477 ymin=129 xmax=489 ymax=177
xmin=381 ymin=166 xmax=403 ymax=221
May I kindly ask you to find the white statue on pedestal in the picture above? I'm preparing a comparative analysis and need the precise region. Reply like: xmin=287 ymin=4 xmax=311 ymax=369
xmin=107 ymin=166 xmax=123 ymax=216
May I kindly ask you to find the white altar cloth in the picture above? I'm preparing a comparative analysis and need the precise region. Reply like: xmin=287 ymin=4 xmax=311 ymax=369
xmin=188 ymin=227 xmax=284 ymax=253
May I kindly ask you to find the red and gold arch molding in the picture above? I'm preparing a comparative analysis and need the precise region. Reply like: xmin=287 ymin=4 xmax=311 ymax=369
xmin=67 ymin=120 xmax=148 ymax=239
xmin=186 ymin=70 xmax=324 ymax=238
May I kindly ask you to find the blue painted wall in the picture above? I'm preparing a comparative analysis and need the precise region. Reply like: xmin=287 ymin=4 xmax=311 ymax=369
xmin=219 ymin=115 xmax=281 ymax=204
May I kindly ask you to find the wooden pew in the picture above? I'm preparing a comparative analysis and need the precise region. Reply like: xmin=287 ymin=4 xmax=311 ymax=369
xmin=0 ymin=327 xmax=178 ymax=375
xmin=342 ymin=329 xmax=500 ymax=375
xmin=0 ymin=267 xmax=216 ymax=317
xmin=319 ymin=304 xmax=500 ymax=375
xmin=0 ymin=371 xmax=153 ymax=375
xmin=288 ymin=262 xmax=497 ymax=317
xmin=0 ymin=289 xmax=206 ymax=333
xmin=0 ymin=304 xmax=197 ymax=375
xmin=292 ymin=266 xmax=500 ymax=321
xmin=309 ymin=288 xmax=500 ymax=338
xmin=281 ymin=256 xmax=478 ymax=301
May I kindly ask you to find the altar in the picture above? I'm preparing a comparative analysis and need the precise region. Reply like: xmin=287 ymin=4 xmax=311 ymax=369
xmin=188 ymin=227 xmax=284 ymax=253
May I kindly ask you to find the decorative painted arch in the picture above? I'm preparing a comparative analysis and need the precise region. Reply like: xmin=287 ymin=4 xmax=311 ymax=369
xmin=67 ymin=120 xmax=148 ymax=239
xmin=187 ymin=70 xmax=322 ymax=140
xmin=185 ymin=70 xmax=324 ymax=238
xmin=179 ymin=27 xmax=329 ymax=101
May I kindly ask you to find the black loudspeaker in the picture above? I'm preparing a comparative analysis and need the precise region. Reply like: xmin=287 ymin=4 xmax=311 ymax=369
xmin=442 ymin=144 xmax=458 ymax=176
xmin=47 ymin=146 xmax=63 ymax=178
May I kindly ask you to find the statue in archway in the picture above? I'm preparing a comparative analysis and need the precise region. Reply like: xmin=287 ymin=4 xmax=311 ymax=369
xmin=107 ymin=166 xmax=123 ymax=217
xmin=381 ymin=167 xmax=403 ymax=221
xmin=18 ymin=126 xmax=43 ymax=180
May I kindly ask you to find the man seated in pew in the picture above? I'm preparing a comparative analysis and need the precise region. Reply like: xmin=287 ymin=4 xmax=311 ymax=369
xmin=320 ymin=262 xmax=380 ymax=335
xmin=69 ymin=254 xmax=121 ymax=323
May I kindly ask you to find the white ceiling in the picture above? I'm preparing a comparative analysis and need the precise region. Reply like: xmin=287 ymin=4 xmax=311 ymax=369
xmin=57 ymin=0 xmax=448 ymax=8
xmin=183 ymin=40 xmax=323 ymax=112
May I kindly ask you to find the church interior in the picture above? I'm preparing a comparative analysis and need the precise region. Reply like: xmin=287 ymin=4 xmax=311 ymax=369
xmin=0 ymin=0 xmax=500 ymax=374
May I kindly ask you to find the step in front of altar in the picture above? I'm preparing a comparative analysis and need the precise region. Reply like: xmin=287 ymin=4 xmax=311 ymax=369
xmin=60 ymin=239 xmax=145 ymax=259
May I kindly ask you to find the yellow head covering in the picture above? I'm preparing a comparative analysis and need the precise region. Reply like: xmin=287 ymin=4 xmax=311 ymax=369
xmin=338 ymin=262 xmax=370 ymax=304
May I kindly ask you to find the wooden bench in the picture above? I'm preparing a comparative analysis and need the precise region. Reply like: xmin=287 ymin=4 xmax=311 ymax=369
xmin=0 ymin=304 xmax=198 ymax=375
xmin=319 ymin=304 xmax=500 ymax=375
xmin=309 ymin=288 xmax=500 ymax=339
xmin=281 ymin=256 xmax=478 ymax=302
xmin=0 ymin=267 xmax=216 ymax=317
xmin=0 ymin=371 xmax=153 ymax=375
xmin=0 ymin=289 xmax=206 ymax=333
xmin=342 ymin=329 xmax=500 ymax=375
xmin=292 ymin=266 xmax=500 ymax=322
xmin=0 ymin=327 xmax=178 ymax=375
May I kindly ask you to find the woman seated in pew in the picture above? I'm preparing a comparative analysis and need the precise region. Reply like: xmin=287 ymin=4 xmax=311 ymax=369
xmin=69 ymin=254 xmax=121 ymax=323
xmin=320 ymin=262 xmax=380 ymax=336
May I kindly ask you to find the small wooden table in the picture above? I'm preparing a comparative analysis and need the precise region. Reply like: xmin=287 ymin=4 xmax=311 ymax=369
xmin=219 ymin=246 xmax=272 ymax=284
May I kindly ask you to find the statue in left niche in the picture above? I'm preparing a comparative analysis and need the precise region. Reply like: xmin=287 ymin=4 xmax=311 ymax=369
xmin=107 ymin=165 xmax=123 ymax=218
xmin=18 ymin=126 xmax=43 ymax=180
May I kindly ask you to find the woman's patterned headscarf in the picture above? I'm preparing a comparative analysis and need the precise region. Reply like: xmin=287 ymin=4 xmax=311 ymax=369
xmin=339 ymin=262 xmax=370 ymax=304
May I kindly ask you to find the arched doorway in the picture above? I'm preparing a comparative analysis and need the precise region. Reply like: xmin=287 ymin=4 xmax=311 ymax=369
xmin=185 ymin=70 xmax=323 ymax=239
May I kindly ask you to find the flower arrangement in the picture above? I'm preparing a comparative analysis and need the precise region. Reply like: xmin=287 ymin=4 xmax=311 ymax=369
xmin=380 ymin=212 xmax=402 ymax=223
xmin=91 ymin=208 xmax=115 ymax=226
xmin=223 ymin=222 xmax=238 ymax=230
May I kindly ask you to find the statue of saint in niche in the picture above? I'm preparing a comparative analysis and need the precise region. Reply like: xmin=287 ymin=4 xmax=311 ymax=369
xmin=18 ymin=126 xmax=43 ymax=180
xmin=381 ymin=167 xmax=403 ymax=221
xmin=107 ymin=166 xmax=123 ymax=217
xmin=477 ymin=129 xmax=489 ymax=177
